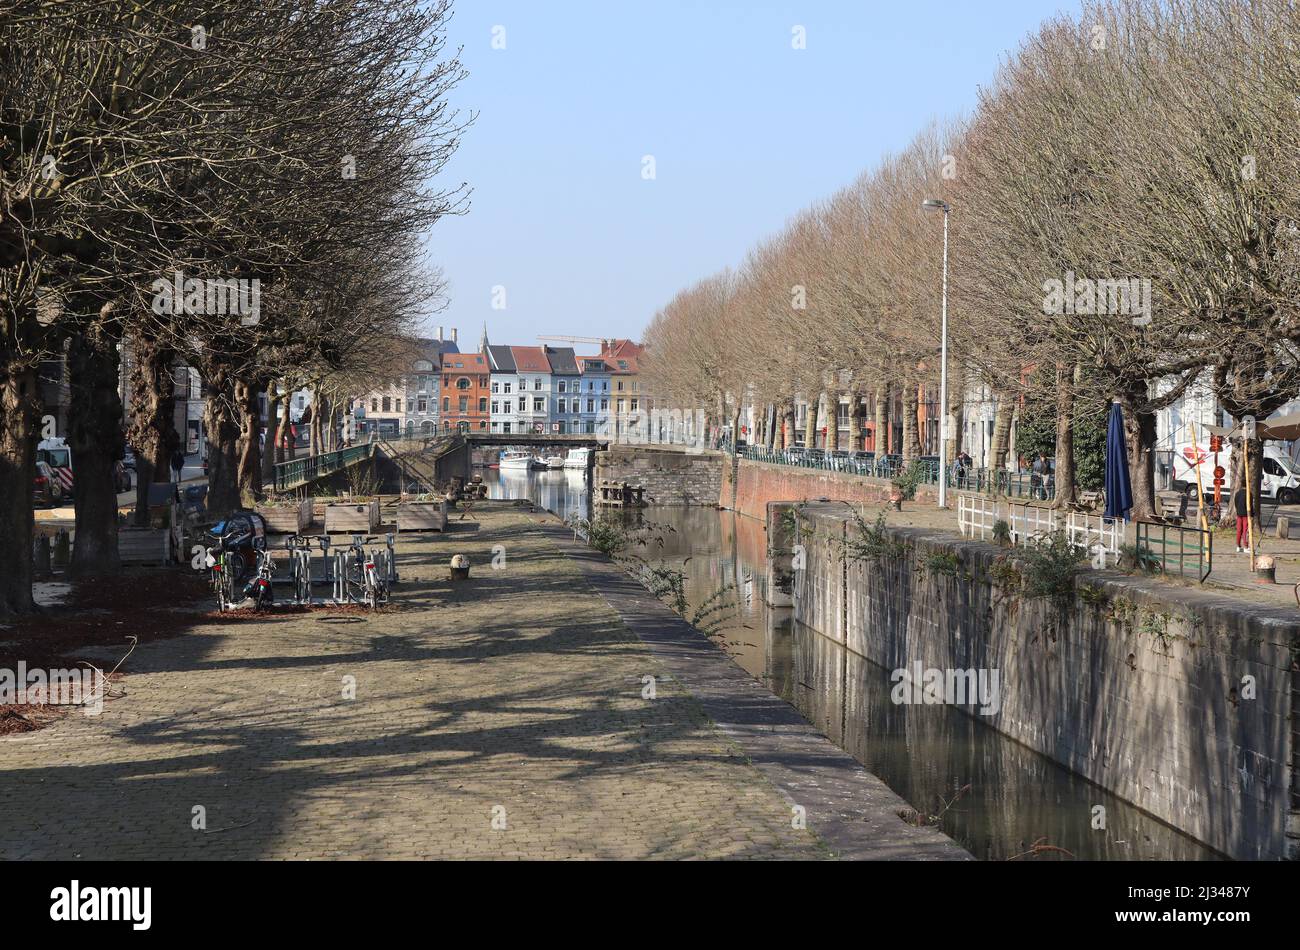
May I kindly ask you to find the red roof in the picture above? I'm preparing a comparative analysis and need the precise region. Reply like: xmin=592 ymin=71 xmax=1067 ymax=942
xmin=510 ymin=346 xmax=551 ymax=373
xmin=442 ymin=352 xmax=486 ymax=369
xmin=600 ymin=338 xmax=643 ymax=374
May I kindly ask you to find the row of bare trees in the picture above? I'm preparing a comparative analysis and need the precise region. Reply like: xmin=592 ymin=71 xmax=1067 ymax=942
xmin=641 ymin=0 xmax=1300 ymax=521
xmin=0 ymin=0 xmax=468 ymax=615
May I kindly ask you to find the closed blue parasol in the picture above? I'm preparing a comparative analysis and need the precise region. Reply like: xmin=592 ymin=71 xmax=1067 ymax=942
xmin=1104 ymin=401 xmax=1133 ymax=522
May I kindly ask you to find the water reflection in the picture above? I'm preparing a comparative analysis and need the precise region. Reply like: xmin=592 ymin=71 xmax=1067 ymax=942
xmin=480 ymin=467 xmax=1220 ymax=860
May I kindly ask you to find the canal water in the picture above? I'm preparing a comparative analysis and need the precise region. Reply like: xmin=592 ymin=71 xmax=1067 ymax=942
xmin=481 ymin=466 xmax=1221 ymax=860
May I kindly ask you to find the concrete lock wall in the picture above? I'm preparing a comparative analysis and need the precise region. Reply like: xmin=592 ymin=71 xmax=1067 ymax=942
xmin=594 ymin=445 xmax=725 ymax=506
xmin=777 ymin=501 xmax=1299 ymax=861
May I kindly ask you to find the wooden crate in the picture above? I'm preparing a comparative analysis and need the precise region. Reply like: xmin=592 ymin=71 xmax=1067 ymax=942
xmin=119 ymin=527 xmax=173 ymax=565
xmin=257 ymin=499 xmax=312 ymax=534
xmin=324 ymin=500 xmax=380 ymax=533
xmin=396 ymin=500 xmax=447 ymax=532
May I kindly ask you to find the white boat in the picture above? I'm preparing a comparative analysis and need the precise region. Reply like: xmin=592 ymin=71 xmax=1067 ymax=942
xmin=563 ymin=447 xmax=592 ymax=469
xmin=499 ymin=451 xmax=533 ymax=471
xmin=544 ymin=455 xmax=565 ymax=470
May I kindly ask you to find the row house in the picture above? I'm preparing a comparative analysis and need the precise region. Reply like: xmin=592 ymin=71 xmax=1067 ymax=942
xmin=439 ymin=349 xmax=491 ymax=433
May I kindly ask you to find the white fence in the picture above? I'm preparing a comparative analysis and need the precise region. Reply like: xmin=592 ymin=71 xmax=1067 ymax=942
xmin=956 ymin=494 xmax=1124 ymax=565
xmin=957 ymin=493 xmax=1000 ymax=541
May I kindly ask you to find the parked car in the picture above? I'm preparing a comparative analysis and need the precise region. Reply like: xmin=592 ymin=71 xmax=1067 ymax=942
xmin=33 ymin=461 xmax=66 ymax=507
xmin=121 ymin=446 xmax=136 ymax=471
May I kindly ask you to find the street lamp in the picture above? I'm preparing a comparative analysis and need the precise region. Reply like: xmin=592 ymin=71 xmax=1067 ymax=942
xmin=922 ymin=198 xmax=951 ymax=509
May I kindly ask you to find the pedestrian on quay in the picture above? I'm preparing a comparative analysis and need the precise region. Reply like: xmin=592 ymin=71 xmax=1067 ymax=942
xmin=170 ymin=447 xmax=186 ymax=484
xmin=1031 ymin=452 xmax=1046 ymax=499
xmin=1234 ymin=484 xmax=1250 ymax=553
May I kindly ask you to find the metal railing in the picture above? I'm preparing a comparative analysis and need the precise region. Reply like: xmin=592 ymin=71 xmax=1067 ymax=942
xmin=737 ymin=445 xmax=1054 ymax=498
xmin=1135 ymin=520 xmax=1212 ymax=583
xmin=274 ymin=443 xmax=375 ymax=492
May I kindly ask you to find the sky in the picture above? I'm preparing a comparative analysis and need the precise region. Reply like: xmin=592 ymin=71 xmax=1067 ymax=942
xmin=423 ymin=0 xmax=1081 ymax=354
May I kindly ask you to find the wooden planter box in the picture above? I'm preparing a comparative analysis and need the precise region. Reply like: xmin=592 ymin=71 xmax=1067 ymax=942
xmin=119 ymin=526 xmax=173 ymax=565
xmin=396 ymin=500 xmax=447 ymax=532
xmin=257 ymin=500 xmax=312 ymax=534
xmin=324 ymin=500 xmax=380 ymax=533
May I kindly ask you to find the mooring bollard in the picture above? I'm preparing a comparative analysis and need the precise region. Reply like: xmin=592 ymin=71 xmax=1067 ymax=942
xmin=54 ymin=529 xmax=70 ymax=568
xmin=34 ymin=535 xmax=52 ymax=576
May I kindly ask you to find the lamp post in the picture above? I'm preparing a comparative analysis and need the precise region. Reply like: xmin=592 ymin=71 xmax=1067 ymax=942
xmin=922 ymin=198 xmax=951 ymax=509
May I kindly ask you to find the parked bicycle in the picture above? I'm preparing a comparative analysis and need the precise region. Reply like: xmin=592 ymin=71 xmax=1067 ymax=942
xmin=333 ymin=534 xmax=394 ymax=609
xmin=284 ymin=534 xmax=331 ymax=605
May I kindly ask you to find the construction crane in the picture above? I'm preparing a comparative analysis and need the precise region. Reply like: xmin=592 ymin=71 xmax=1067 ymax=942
xmin=537 ymin=335 xmax=607 ymax=347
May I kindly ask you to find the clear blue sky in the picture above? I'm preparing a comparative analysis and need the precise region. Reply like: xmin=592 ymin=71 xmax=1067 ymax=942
xmin=423 ymin=0 xmax=1080 ymax=352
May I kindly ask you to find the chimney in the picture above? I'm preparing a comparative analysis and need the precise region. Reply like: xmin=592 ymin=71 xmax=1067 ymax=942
xmin=451 ymin=328 xmax=458 ymax=344
xmin=436 ymin=325 xmax=443 ymax=341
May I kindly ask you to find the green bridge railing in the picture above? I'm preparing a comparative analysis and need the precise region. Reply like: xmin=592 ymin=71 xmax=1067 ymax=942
xmin=274 ymin=443 xmax=375 ymax=492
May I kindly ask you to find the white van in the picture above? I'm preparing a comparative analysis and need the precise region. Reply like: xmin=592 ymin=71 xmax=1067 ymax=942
xmin=1173 ymin=441 xmax=1300 ymax=504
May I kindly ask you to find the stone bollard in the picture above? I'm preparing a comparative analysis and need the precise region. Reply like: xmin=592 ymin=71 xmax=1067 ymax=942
xmin=34 ymin=535 xmax=52 ymax=577
xmin=1277 ymin=516 xmax=1289 ymax=540
xmin=53 ymin=529 xmax=70 ymax=569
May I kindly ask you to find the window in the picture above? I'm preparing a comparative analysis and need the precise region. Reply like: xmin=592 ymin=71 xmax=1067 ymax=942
xmin=601 ymin=398 xmax=608 ymax=410
xmin=491 ymin=402 xmax=499 ymax=414
xmin=631 ymin=399 xmax=638 ymax=411
xmin=456 ymin=377 xmax=470 ymax=390
xmin=558 ymin=381 xmax=566 ymax=393
xmin=587 ymin=399 xmax=594 ymax=412
xmin=479 ymin=421 xmax=487 ymax=429
xmin=632 ymin=382 xmax=638 ymax=392
xmin=417 ymin=397 xmax=427 ymax=413
xmin=442 ymin=396 xmax=449 ymax=412
xmin=458 ymin=396 xmax=468 ymax=412
xmin=503 ymin=382 xmax=512 ymax=394
xmin=533 ymin=397 xmax=544 ymax=412
xmin=617 ymin=380 xmax=624 ymax=391
xmin=480 ymin=377 xmax=487 ymax=386
xmin=558 ymin=399 xmax=566 ymax=414
xmin=381 ymin=397 xmax=391 ymax=412
xmin=503 ymin=422 xmax=511 ymax=433
xmin=534 ymin=379 xmax=542 ymax=391
xmin=616 ymin=399 xmax=625 ymax=413
xmin=371 ymin=398 xmax=378 ymax=412
xmin=602 ymin=381 xmax=608 ymax=391
xmin=479 ymin=398 xmax=487 ymax=412
xmin=517 ymin=397 xmax=525 ymax=412
xmin=491 ymin=381 xmax=499 ymax=393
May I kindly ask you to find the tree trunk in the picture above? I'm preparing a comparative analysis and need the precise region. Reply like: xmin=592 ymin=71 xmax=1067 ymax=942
xmin=874 ymin=380 xmax=890 ymax=455
xmin=235 ymin=377 xmax=263 ymax=502
xmin=1051 ymin=363 xmax=1078 ymax=509
xmin=849 ymin=392 xmax=864 ymax=452
xmin=902 ymin=380 xmax=920 ymax=462
xmin=945 ymin=374 xmax=962 ymax=462
xmin=262 ymin=379 xmax=281 ymax=488
xmin=1120 ymin=384 xmax=1157 ymax=521
xmin=805 ymin=393 xmax=818 ymax=449
xmin=989 ymin=388 xmax=1014 ymax=475
xmin=204 ymin=369 xmax=242 ymax=516
xmin=127 ymin=335 xmax=179 ymax=528
xmin=0 ymin=360 xmax=40 ymax=616
xmin=824 ymin=391 xmax=839 ymax=451
xmin=781 ymin=403 xmax=795 ymax=449
xmin=67 ymin=314 xmax=124 ymax=574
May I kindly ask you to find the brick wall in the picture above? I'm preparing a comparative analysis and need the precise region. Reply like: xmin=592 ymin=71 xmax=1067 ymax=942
xmin=723 ymin=458 xmax=939 ymax=518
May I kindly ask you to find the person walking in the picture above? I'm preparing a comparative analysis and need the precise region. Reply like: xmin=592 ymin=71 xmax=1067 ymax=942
xmin=1031 ymin=453 xmax=1046 ymax=499
xmin=1233 ymin=484 xmax=1250 ymax=553
xmin=170 ymin=447 xmax=186 ymax=484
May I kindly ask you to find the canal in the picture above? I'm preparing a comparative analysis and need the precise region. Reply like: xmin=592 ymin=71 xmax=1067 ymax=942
xmin=481 ymin=465 xmax=1221 ymax=860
